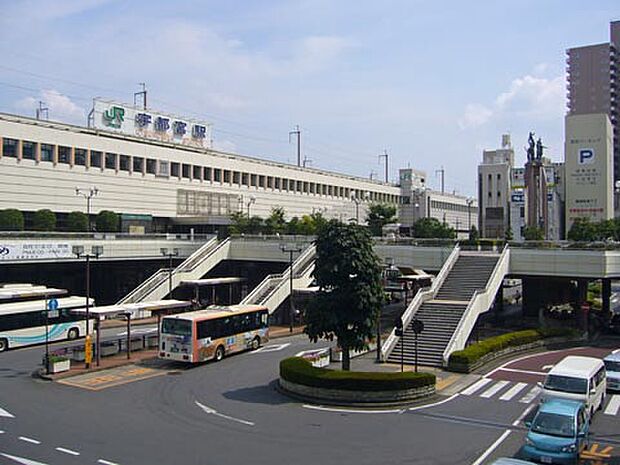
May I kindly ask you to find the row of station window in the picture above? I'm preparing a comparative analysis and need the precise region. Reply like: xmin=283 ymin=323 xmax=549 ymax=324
xmin=0 ymin=137 xmax=398 ymax=203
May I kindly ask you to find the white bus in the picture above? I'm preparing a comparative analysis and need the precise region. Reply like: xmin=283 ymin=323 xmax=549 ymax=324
xmin=0 ymin=296 xmax=94 ymax=352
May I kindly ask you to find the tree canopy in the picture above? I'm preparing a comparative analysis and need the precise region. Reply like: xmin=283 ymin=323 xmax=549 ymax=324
xmin=96 ymin=210 xmax=119 ymax=232
xmin=304 ymin=220 xmax=384 ymax=370
xmin=66 ymin=211 xmax=88 ymax=232
xmin=366 ymin=203 xmax=397 ymax=236
xmin=0 ymin=209 xmax=24 ymax=231
xmin=411 ymin=217 xmax=455 ymax=239
xmin=32 ymin=209 xmax=56 ymax=231
xmin=567 ymin=218 xmax=620 ymax=242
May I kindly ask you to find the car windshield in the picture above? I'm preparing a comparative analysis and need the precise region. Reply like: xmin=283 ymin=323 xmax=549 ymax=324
xmin=161 ymin=319 xmax=192 ymax=336
xmin=605 ymin=360 xmax=620 ymax=372
xmin=531 ymin=412 xmax=575 ymax=438
xmin=544 ymin=375 xmax=588 ymax=394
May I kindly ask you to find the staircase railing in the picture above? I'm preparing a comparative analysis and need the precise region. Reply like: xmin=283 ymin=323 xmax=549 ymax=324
xmin=441 ymin=245 xmax=510 ymax=365
xmin=381 ymin=244 xmax=460 ymax=361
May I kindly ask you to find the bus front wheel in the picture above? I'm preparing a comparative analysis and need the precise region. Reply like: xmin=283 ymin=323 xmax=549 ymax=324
xmin=0 ymin=338 xmax=7 ymax=352
xmin=214 ymin=346 xmax=225 ymax=362
xmin=251 ymin=337 xmax=261 ymax=350
xmin=67 ymin=328 xmax=79 ymax=340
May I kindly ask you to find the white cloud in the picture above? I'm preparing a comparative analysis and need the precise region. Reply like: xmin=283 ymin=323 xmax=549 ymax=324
xmin=15 ymin=90 xmax=86 ymax=125
xmin=458 ymin=103 xmax=493 ymax=129
xmin=293 ymin=36 xmax=357 ymax=72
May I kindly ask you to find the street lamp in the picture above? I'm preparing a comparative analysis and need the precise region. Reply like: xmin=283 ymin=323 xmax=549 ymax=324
xmin=75 ymin=186 xmax=98 ymax=231
xmin=466 ymin=198 xmax=474 ymax=232
xmin=351 ymin=194 xmax=360 ymax=224
xmin=72 ymin=244 xmax=103 ymax=368
xmin=247 ymin=195 xmax=256 ymax=217
xmin=281 ymin=244 xmax=302 ymax=332
xmin=160 ymin=248 xmax=180 ymax=299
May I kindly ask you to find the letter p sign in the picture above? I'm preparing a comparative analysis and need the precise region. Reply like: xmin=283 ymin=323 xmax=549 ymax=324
xmin=578 ymin=148 xmax=595 ymax=165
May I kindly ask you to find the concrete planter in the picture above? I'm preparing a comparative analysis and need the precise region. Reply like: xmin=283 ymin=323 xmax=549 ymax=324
xmin=146 ymin=335 xmax=159 ymax=349
xmin=120 ymin=337 xmax=144 ymax=352
xmin=71 ymin=346 xmax=86 ymax=362
xmin=279 ymin=378 xmax=435 ymax=406
xmin=100 ymin=342 xmax=119 ymax=357
xmin=49 ymin=359 xmax=70 ymax=373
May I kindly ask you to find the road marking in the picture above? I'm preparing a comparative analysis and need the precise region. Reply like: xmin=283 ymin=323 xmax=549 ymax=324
xmin=98 ymin=459 xmax=121 ymax=465
xmin=408 ymin=393 xmax=460 ymax=412
xmin=512 ymin=404 xmax=536 ymax=426
xmin=295 ymin=348 xmax=329 ymax=357
xmin=0 ymin=407 xmax=15 ymax=418
xmin=484 ymin=346 xmax=584 ymax=378
xmin=253 ymin=343 xmax=290 ymax=353
xmin=0 ymin=430 xmax=4 ymax=434
xmin=55 ymin=447 xmax=79 ymax=456
xmin=604 ymin=395 xmax=620 ymax=415
xmin=460 ymin=378 xmax=492 ymax=396
xmin=303 ymin=404 xmax=405 ymax=414
xmin=581 ymin=443 xmax=614 ymax=459
xmin=470 ymin=429 xmax=512 ymax=465
xmin=18 ymin=436 xmax=41 ymax=445
xmin=480 ymin=380 xmax=509 ymax=398
xmin=542 ymin=364 xmax=554 ymax=371
xmin=195 ymin=401 xmax=255 ymax=426
xmin=494 ymin=367 xmax=547 ymax=376
xmin=519 ymin=386 xmax=541 ymax=404
xmin=0 ymin=453 xmax=49 ymax=464
xmin=499 ymin=382 xmax=528 ymax=401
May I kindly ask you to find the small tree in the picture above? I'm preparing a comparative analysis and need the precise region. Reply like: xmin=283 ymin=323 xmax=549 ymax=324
xmin=0 ymin=209 xmax=24 ymax=231
xmin=229 ymin=211 xmax=249 ymax=235
xmin=32 ymin=209 xmax=56 ymax=231
xmin=304 ymin=220 xmax=384 ymax=370
xmin=567 ymin=218 xmax=596 ymax=241
xmin=286 ymin=216 xmax=301 ymax=235
xmin=66 ymin=211 xmax=88 ymax=232
xmin=366 ymin=203 xmax=397 ymax=236
xmin=411 ymin=217 xmax=455 ymax=239
xmin=523 ymin=226 xmax=544 ymax=241
xmin=469 ymin=225 xmax=479 ymax=241
xmin=264 ymin=207 xmax=286 ymax=234
xmin=96 ymin=210 xmax=119 ymax=232
xmin=504 ymin=227 xmax=513 ymax=242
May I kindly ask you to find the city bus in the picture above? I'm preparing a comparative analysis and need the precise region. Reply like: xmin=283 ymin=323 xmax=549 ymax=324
xmin=159 ymin=304 xmax=269 ymax=363
xmin=0 ymin=296 xmax=94 ymax=352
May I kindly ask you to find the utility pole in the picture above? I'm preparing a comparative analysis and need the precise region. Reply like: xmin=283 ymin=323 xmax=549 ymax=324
xmin=435 ymin=166 xmax=445 ymax=193
xmin=134 ymin=83 xmax=147 ymax=109
xmin=289 ymin=125 xmax=301 ymax=167
xmin=379 ymin=150 xmax=388 ymax=183
xmin=35 ymin=101 xmax=49 ymax=120
xmin=302 ymin=155 xmax=312 ymax=168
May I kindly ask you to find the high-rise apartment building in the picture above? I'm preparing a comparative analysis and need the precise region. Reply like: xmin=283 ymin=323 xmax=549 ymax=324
xmin=566 ymin=21 xmax=619 ymax=183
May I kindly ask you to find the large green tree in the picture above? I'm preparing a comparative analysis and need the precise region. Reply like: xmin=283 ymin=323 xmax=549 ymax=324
xmin=264 ymin=207 xmax=286 ymax=234
xmin=366 ymin=203 xmax=397 ymax=236
xmin=304 ymin=220 xmax=384 ymax=370
xmin=411 ymin=217 xmax=455 ymax=239
xmin=66 ymin=211 xmax=88 ymax=232
xmin=0 ymin=209 xmax=24 ymax=231
xmin=32 ymin=209 xmax=56 ymax=231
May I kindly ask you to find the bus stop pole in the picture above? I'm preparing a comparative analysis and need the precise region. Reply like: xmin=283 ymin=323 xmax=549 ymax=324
xmin=96 ymin=316 xmax=101 ymax=367
xmin=126 ymin=313 xmax=131 ymax=360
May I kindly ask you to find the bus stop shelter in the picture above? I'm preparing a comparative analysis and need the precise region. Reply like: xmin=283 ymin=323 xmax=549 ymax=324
xmin=179 ymin=277 xmax=246 ymax=305
xmin=0 ymin=285 xmax=67 ymax=302
xmin=71 ymin=299 xmax=191 ymax=366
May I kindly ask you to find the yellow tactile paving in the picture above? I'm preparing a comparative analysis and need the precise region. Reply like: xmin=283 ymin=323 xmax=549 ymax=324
xmin=58 ymin=365 xmax=166 ymax=391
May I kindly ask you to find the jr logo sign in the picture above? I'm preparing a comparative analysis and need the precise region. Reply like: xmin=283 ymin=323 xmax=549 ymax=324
xmin=103 ymin=106 xmax=125 ymax=128
xmin=578 ymin=148 xmax=595 ymax=165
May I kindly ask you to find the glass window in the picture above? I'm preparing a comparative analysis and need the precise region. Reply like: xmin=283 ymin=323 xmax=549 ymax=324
xmin=90 ymin=150 xmax=102 ymax=168
xmin=119 ymin=155 xmax=130 ymax=171
xmin=161 ymin=319 xmax=192 ymax=336
xmin=250 ymin=174 xmax=257 ymax=187
xmin=74 ymin=148 xmax=87 ymax=166
xmin=233 ymin=171 xmax=240 ymax=184
xmin=40 ymin=144 xmax=54 ymax=162
xmin=182 ymin=164 xmax=191 ymax=179
xmin=133 ymin=157 xmax=144 ymax=173
xmin=531 ymin=412 xmax=575 ymax=438
xmin=193 ymin=166 xmax=202 ymax=180
xmin=544 ymin=375 xmax=587 ymax=394
xmin=58 ymin=146 xmax=71 ymax=164
xmin=242 ymin=173 xmax=249 ymax=186
xmin=204 ymin=167 xmax=212 ymax=181
xmin=605 ymin=360 xmax=620 ymax=372
xmin=157 ymin=160 xmax=169 ymax=177
xmin=259 ymin=175 xmax=265 ymax=188
xmin=2 ymin=138 xmax=18 ymax=157
xmin=224 ymin=170 xmax=231 ymax=183
xmin=289 ymin=180 xmax=295 ymax=191
xmin=22 ymin=141 xmax=36 ymax=160
xmin=274 ymin=178 xmax=280 ymax=190
xmin=171 ymin=162 xmax=180 ymax=177
xmin=267 ymin=177 xmax=273 ymax=189
xmin=214 ymin=169 xmax=222 ymax=182
xmin=105 ymin=152 xmax=117 ymax=170
xmin=146 ymin=159 xmax=157 ymax=174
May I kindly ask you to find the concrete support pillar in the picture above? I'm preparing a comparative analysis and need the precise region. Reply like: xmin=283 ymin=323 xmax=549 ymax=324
xmin=602 ymin=278 xmax=611 ymax=317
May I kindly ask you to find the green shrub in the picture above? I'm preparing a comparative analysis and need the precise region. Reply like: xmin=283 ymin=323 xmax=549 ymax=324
xmin=66 ymin=211 xmax=89 ymax=232
xmin=32 ymin=209 xmax=56 ymax=231
xmin=280 ymin=357 xmax=435 ymax=391
xmin=0 ymin=209 xmax=24 ymax=231
xmin=448 ymin=328 xmax=578 ymax=367
xmin=96 ymin=210 xmax=119 ymax=232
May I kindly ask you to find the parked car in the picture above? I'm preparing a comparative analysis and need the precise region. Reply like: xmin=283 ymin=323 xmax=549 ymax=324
xmin=490 ymin=458 xmax=537 ymax=465
xmin=521 ymin=398 xmax=589 ymax=465
xmin=603 ymin=351 xmax=620 ymax=392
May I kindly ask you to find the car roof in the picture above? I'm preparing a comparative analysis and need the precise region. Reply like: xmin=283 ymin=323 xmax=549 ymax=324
xmin=604 ymin=352 xmax=620 ymax=363
xmin=548 ymin=355 xmax=603 ymax=377
xmin=538 ymin=398 xmax=583 ymax=415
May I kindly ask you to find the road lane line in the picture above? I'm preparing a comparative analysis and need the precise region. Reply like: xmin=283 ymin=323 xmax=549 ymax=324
xmin=55 ymin=447 xmax=80 ymax=456
xmin=470 ymin=429 xmax=512 ymax=465
xmin=484 ymin=346 xmax=584 ymax=377
xmin=494 ymin=367 xmax=547 ymax=376
xmin=0 ymin=407 xmax=15 ymax=418
xmin=408 ymin=393 xmax=460 ymax=412
xmin=18 ymin=436 xmax=41 ymax=445
xmin=0 ymin=430 xmax=4 ymax=434
xmin=500 ymin=382 xmax=528 ymax=401
xmin=195 ymin=401 xmax=255 ymax=426
xmin=460 ymin=378 xmax=492 ymax=396
xmin=98 ymin=460 xmax=121 ymax=465
xmin=513 ymin=404 xmax=536 ymax=426
xmin=604 ymin=395 xmax=620 ymax=415
xmin=480 ymin=380 xmax=509 ymax=398
xmin=303 ymin=404 xmax=404 ymax=414
xmin=519 ymin=386 xmax=541 ymax=404
xmin=0 ymin=453 xmax=49 ymax=464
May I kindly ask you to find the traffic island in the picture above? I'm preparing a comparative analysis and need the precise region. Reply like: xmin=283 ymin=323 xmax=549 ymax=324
xmin=278 ymin=357 xmax=436 ymax=407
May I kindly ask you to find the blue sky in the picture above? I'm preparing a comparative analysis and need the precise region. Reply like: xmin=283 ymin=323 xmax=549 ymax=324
xmin=0 ymin=0 xmax=617 ymax=195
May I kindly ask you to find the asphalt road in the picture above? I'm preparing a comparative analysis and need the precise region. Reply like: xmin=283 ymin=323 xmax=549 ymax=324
xmin=0 ymin=336 xmax=619 ymax=465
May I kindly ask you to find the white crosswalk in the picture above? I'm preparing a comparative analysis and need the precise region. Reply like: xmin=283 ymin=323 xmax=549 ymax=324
xmin=460 ymin=379 xmax=620 ymax=416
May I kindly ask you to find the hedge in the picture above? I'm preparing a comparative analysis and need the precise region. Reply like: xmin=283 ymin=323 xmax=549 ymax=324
xmin=280 ymin=357 xmax=435 ymax=392
xmin=448 ymin=328 xmax=578 ymax=367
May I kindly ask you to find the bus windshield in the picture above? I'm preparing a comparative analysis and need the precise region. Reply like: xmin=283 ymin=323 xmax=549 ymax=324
xmin=161 ymin=319 xmax=192 ymax=337
xmin=544 ymin=375 xmax=588 ymax=394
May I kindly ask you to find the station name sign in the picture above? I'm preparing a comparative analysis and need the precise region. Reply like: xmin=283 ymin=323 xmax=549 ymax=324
xmin=91 ymin=99 xmax=212 ymax=149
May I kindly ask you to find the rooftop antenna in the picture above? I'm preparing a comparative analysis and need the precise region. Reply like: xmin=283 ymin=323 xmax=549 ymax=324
xmin=435 ymin=166 xmax=445 ymax=193
xmin=289 ymin=125 xmax=301 ymax=167
xmin=302 ymin=155 xmax=312 ymax=168
xmin=369 ymin=170 xmax=377 ymax=181
xmin=35 ymin=101 xmax=49 ymax=120
xmin=378 ymin=149 xmax=388 ymax=183
xmin=134 ymin=83 xmax=147 ymax=110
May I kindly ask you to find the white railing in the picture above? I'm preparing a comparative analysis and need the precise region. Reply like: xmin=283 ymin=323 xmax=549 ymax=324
xmin=441 ymin=245 xmax=510 ymax=365
xmin=176 ymin=236 xmax=220 ymax=271
xmin=381 ymin=244 xmax=460 ymax=361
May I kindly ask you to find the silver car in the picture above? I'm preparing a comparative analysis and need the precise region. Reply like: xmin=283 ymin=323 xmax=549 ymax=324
xmin=604 ymin=351 xmax=620 ymax=392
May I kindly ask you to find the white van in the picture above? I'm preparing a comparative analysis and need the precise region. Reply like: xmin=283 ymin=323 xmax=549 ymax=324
xmin=540 ymin=355 xmax=606 ymax=418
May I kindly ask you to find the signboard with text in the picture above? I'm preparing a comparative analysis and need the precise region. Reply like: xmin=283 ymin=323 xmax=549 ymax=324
xmin=91 ymin=99 xmax=212 ymax=149
xmin=0 ymin=243 xmax=73 ymax=261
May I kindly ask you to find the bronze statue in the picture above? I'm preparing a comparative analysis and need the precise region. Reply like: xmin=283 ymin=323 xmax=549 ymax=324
xmin=527 ymin=132 xmax=535 ymax=161
xmin=536 ymin=137 xmax=545 ymax=160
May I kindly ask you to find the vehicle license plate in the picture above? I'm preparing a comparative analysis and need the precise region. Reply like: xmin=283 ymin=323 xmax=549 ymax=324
xmin=540 ymin=456 xmax=552 ymax=464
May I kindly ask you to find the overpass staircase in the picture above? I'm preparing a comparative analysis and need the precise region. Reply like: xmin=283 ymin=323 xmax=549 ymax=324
xmin=241 ymin=244 xmax=316 ymax=313
xmin=118 ymin=237 xmax=231 ymax=304
xmin=384 ymin=246 xmax=510 ymax=367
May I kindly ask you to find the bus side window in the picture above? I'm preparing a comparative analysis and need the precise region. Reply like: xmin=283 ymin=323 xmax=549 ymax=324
xmin=196 ymin=320 xmax=209 ymax=340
